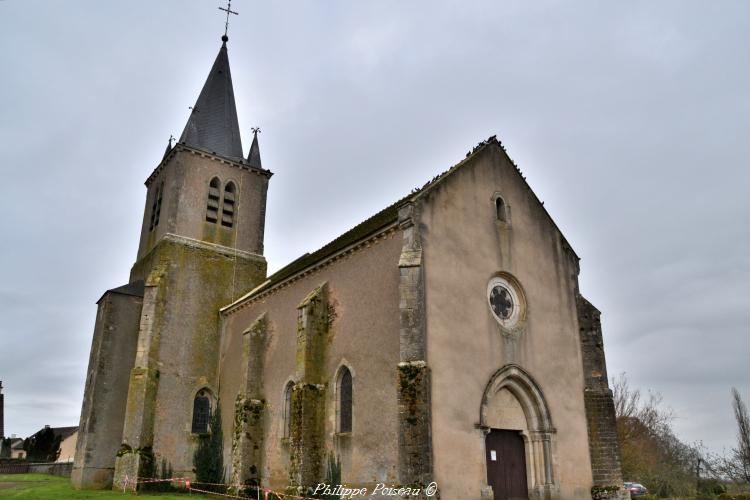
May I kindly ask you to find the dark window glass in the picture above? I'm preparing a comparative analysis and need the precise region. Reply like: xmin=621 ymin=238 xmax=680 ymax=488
xmin=496 ymin=197 xmax=506 ymax=222
xmin=284 ymin=382 xmax=294 ymax=438
xmin=490 ymin=285 xmax=514 ymax=319
xmin=339 ymin=369 xmax=352 ymax=433
xmin=192 ymin=395 xmax=211 ymax=433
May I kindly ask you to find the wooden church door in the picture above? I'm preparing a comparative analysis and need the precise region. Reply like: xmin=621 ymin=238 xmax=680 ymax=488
xmin=485 ymin=429 xmax=529 ymax=500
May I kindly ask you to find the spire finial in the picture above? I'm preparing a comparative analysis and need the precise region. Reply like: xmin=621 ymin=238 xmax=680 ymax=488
xmin=251 ymin=127 xmax=261 ymax=136
xmin=218 ymin=1 xmax=238 ymax=41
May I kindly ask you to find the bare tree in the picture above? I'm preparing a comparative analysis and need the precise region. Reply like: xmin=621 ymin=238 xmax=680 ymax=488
xmin=612 ymin=373 xmax=701 ymax=497
xmin=727 ymin=388 xmax=750 ymax=483
xmin=612 ymin=373 xmax=672 ymax=436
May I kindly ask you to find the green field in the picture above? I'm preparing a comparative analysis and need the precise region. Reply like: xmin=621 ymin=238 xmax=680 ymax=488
xmin=0 ymin=474 xmax=200 ymax=499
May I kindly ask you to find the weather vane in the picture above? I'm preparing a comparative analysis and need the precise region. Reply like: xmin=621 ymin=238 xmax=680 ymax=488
xmin=218 ymin=1 xmax=238 ymax=40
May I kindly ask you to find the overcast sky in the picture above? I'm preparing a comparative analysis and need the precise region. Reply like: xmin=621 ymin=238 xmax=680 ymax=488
xmin=0 ymin=1 xmax=748 ymax=455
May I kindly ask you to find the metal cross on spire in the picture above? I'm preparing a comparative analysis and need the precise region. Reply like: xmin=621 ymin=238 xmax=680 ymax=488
xmin=218 ymin=1 xmax=238 ymax=40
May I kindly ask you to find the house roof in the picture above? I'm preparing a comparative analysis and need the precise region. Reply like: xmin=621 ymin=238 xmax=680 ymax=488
xmin=223 ymin=135 xmax=579 ymax=311
xmin=28 ymin=425 xmax=78 ymax=441
xmin=51 ymin=426 xmax=78 ymax=441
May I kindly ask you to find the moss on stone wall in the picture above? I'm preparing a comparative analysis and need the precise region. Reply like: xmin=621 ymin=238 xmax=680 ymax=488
xmin=398 ymin=361 xmax=427 ymax=426
xmin=114 ymin=235 xmax=268 ymax=485
xmin=289 ymin=383 xmax=326 ymax=493
xmin=230 ymin=394 xmax=265 ymax=490
xmin=283 ymin=284 xmax=332 ymax=491
xmin=397 ymin=361 xmax=432 ymax=487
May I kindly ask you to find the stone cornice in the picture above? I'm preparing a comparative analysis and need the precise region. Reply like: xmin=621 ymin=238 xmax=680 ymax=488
xmin=135 ymin=233 xmax=266 ymax=267
xmin=145 ymin=143 xmax=272 ymax=187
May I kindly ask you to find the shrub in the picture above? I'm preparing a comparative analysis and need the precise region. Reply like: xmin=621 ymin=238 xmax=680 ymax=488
xmin=591 ymin=485 xmax=621 ymax=499
xmin=139 ymin=456 xmax=176 ymax=492
xmin=308 ymin=451 xmax=341 ymax=499
xmin=193 ymin=403 xmax=225 ymax=492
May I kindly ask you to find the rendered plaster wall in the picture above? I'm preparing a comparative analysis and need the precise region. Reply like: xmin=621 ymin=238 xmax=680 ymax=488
xmin=420 ymin=144 xmax=594 ymax=499
xmin=72 ymin=291 xmax=142 ymax=489
xmin=116 ymin=235 xmax=266 ymax=482
xmin=58 ymin=431 xmax=79 ymax=463
xmin=218 ymin=230 xmax=402 ymax=492
xmin=137 ymin=147 xmax=270 ymax=260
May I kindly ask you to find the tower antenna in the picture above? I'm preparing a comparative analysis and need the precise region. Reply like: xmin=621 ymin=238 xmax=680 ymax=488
xmin=218 ymin=1 xmax=239 ymax=41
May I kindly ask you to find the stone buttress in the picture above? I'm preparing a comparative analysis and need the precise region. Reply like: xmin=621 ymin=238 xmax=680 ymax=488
xmin=112 ymin=236 xmax=266 ymax=490
xmin=578 ymin=296 xmax=628 ymax=499
xmin=231 ymin=313 xmax=269 ymax=490
xmin=288 ymin=283 xmax=330 ymax=493
xmin=396 ymin=202 xmax=434 ymax=491
xmin=72 ymin=283 xmax=144 ymax=489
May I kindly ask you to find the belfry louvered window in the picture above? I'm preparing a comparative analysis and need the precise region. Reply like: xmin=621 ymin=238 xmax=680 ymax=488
xmin=221 ymin=182 xmax=236 ymax=228
xmin=206 ymin=177 xmax=220 ymax=223
xmin=338 ymin=367 xmax=353 ymax=433
xmin=192 ymin=390 xmax=211 ymax=434
xmin=149 ymin=182 xmax=164 ymax=231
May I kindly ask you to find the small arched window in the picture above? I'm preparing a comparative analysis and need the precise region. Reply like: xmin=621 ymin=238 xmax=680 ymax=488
xmin=206 ymin=177 xmax=220 ymax=223
xmin=192 ymin=389 xmax=211 ymax=434
xmin=496 ymin=196 xmax=507 ymax=222
xmin=149 ymin=182 xmax=164 ymax=231
xmin=283 ymin=382 xmax=294 ymax=438
xmin=338 ymin=367 xmax=353 ymax=433
xmin=221 ymin=182 xmax=236 ymax=228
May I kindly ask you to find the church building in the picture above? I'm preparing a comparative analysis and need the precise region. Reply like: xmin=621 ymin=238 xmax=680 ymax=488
xmin=72 ymin=33 xmax=626 ymax=500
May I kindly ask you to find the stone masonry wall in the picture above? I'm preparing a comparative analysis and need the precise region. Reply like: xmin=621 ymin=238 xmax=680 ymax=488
xmin=72 ymin=289 xmax=143 ymax=489
xmin=231 ymin=314 xmax=269 ymax=489
xmin=288 ymin=283 xmax=330 ymax=494
xmin=577 ymin=296 xmax=626 ymax=492
xmin=397 ymin=203 xmax=434 ymax=490
xmin=113 ymin=235 xmax=266 ymax=489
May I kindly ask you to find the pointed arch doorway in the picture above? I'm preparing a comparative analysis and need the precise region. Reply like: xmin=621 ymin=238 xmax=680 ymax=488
xmin=480 ymin=365 xmax=557 ymax=500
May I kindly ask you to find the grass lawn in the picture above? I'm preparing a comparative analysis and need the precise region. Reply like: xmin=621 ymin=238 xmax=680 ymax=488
xmin=0 ymin=474 xmax=202 ymax=499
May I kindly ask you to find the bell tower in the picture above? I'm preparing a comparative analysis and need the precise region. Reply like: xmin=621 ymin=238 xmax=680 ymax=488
xmin=73 ymin=32 xmax=270 ymax=490
xmin=136 ymin=36 xmax=271 ymax=260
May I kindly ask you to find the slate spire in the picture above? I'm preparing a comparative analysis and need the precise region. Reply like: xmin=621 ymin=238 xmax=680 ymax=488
xmin=179 ymin=37 xmax=243 ymax=160
xmin=247 ymin=128 xmax=262 ymax=169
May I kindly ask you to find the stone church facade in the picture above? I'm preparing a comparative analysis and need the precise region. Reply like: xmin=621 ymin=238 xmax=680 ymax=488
xmin=72 ymin=36 xmax=626 ymax=500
